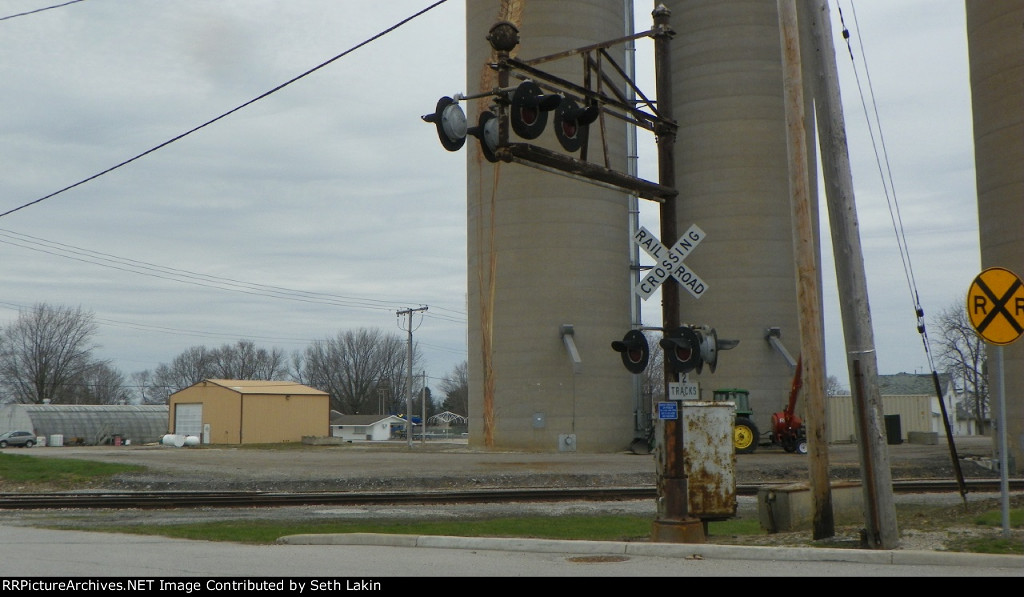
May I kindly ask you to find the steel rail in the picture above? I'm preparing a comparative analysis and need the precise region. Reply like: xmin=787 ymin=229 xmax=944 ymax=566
xmin=0 ymin=479 xmax=1019 ymax=510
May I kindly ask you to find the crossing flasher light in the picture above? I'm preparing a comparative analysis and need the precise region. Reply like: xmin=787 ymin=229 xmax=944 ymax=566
xmin=510 ymin=81 xmax=562 ymax=140
xmin=473 ymin=111 xmax=500 ymax=163
xmin=554 ymin=96 xmax=599 ymax=153
xmin=659 ymin=325 xmax=738 ymax=375
xmin=611 ymin=329 xmax=650 ymax=374
xmin=422 ymin=96 xmax=467 ymax=151
xmin=423 ymin=81 xmax=597 ymax=162
xmin=421 ymin=96 xmax=500 ymax=162
xmin=694 ymin=326 xmax=739 ymax=373
xmin=660 ymin=326 xmax=702 ymax=375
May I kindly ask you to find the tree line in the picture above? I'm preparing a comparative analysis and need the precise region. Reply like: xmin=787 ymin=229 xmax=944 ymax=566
xmin=0 ymin=303 xmax=469 ymax=418
xmin=0 ymin=300 xmax=988 ymax=431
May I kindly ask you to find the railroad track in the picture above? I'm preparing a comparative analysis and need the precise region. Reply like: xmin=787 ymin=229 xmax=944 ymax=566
xmin=0 ymin=479 xmax=1019 ymax=510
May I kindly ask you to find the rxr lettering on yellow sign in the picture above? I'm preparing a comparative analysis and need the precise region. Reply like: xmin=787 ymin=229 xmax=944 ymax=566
xmin=967 ymin=266 xmax=1024 ymax=345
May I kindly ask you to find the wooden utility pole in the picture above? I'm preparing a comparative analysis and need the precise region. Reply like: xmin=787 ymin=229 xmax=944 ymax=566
xmin=421 ymin=370 xmax=427 ymax=445
xmin=776 ymin=0 xmax=834 ymax=540
xmin=398 ymin=306 xmax=428 ymax=449
xmin=804 ymin=0 xmax=899 ymax=548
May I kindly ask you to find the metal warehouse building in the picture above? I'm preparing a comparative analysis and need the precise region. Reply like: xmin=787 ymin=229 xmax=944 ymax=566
xmin=168 ymin=379 xmax=330 ymax=445
xmin=0 ymin=404 xmax=168 ymax=446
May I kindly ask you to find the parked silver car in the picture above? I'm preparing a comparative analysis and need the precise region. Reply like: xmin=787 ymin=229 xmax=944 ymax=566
xmin=0 ymin=430 xmax=36 ymax=448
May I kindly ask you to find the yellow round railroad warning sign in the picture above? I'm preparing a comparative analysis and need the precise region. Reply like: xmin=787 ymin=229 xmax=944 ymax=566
xmin=966 ymin=266 xmax=1024 ymax=345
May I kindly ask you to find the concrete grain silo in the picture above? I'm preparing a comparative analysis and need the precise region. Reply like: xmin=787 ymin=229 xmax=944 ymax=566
xmin=663 ymin=0 xmax=816 ymax=437
xmin=966 ymin=0 xmax=1024 ymax=473
xmin=465 ymin=1 xmax=637 ymax=451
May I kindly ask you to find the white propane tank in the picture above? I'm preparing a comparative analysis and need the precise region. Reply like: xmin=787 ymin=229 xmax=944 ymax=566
xmin=183 ymin=435 xmax=200 ymax=447
xmin=161 ymin=434 xmax=186 ymax=447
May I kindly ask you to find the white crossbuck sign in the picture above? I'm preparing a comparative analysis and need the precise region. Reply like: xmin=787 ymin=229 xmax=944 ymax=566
xmin=633 ymin=224 xmax=708 ymax=300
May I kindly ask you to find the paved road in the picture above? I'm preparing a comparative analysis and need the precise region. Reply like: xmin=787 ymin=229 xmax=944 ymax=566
xmin=0 ymin=524 xmax=1020 ymax=578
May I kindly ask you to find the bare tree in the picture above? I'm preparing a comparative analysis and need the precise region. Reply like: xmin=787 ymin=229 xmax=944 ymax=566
xmin=65 ymin=362 xmax=131 ymax=405
xmin=139 ymin=340 xmax=292 ymax=404
xmin=0 ymin=303 xmax=100 ymax=404
xmin=440 ymin=361 xmax=469 ymax=415
xmin=207 ymin=340 xmax=289 ymax=380
xmin=931 ymin=300 xmax=988 ymax=433
xmin=297 ymin=328 xmax=414 ymax=414
xmin=640 ymin=330 xmax=665 ymax=403
xmin=418 ymin=385 xmax=435 ymax=420
xmin=129 ymin=370 xmax=166 ymax=405
xmin=147 ymin=345 xmax=214 ymax=403
xmin=825 ymin=375 xmax=845 ymax=396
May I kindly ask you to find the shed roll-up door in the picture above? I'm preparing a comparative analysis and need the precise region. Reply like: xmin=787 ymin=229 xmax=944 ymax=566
xmin=174 ymin=404 xmax=203 ymax=437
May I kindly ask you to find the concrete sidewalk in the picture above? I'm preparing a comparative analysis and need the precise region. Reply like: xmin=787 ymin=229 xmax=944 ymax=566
xmin=0 ymin=524 xmax=1019 ymax=577
xmin=277 ymin=531 xmax=1024 ymax=571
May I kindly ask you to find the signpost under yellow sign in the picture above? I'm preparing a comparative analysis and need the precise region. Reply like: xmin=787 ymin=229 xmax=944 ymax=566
xmin=966 ymin=266 xmax=1020 ymax=535
xmin=967 ymin=266 xmax=1024 ymax=345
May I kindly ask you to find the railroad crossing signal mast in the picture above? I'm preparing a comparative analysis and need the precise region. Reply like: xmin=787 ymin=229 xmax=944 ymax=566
xmin=422 ymin=20 xmax=675 ymax=202
xmin=424 ymin=7 xmax=725 ymax=544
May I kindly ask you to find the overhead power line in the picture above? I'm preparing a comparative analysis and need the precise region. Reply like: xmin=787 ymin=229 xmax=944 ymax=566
xmin=0 ymin=0 xmax=450 ymax=219
xmin=836 ymin=2 xmax=933 ymax=364
xmin=0 ymin=227 xmax=467 ymax=322
xmin=0 ymin=0 xmax=85 ymax=21
xmin=0 ymin=0 xmax=465 ymax=331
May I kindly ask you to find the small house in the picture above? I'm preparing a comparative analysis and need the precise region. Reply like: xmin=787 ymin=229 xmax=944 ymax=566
xmin=330 ymin=414 xmax=407 ymax=442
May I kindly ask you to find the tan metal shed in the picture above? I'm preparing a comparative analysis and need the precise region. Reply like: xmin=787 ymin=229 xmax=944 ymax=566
xmin=168 ymin=379 xmax=329 ymax=445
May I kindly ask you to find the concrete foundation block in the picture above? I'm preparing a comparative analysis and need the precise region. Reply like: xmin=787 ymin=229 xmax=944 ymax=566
xmin=908 ymin=431 xmax=938 ymax=445
xmin=757 ymin=481 xmax=862 ymax=533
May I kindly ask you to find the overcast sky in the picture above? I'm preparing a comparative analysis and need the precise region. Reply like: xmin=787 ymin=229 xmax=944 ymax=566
xmin=0 ymin=1 xmax=978 ymax=394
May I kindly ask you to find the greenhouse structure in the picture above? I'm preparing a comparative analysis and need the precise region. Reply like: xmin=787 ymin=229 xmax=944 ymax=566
xmin=0 ymin=404 xmax=168 ymax=446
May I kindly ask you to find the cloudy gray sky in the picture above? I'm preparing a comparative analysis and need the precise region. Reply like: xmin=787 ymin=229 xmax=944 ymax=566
xmin=811 ymin=0 xmax=978 ymax=390
xmin=0 ymin=1 xmax=978 ymax=394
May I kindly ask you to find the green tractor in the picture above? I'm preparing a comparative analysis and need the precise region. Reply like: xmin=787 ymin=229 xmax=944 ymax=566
xmin=712 ymin=385 xmax=808 ymax=455
xmin=712 ymin=388 xmax=760 ymax=454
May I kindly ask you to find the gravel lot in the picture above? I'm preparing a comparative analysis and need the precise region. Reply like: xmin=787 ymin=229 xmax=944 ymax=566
xmin=2 ymin=434 xmax=1003 ymax=491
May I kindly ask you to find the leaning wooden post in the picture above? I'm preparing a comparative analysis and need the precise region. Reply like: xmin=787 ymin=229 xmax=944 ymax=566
xmin=776 ymin=0 xmax=834 ymax=541
xmin=804 ymin=0 xmax=900 ymax=548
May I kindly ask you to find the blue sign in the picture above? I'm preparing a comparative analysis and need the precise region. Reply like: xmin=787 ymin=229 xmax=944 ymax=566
xmin=657 ymin=401 xmax=678 ymax=420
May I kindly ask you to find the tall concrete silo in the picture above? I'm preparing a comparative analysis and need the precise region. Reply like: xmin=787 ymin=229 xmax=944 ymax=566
xmin=966 ymin=1 xmax=1024 ymax=473
xmin=663 ymin=0 xmax=816 ymax=436
xmin=465 ymin=1 xmax=636 ymax=451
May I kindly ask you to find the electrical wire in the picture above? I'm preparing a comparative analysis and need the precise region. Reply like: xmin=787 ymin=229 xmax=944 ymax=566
xmin=0 ymin=0 xmax=84 ymax=21
xmin=0 ymin=227 xmax=466 ymax=318
xmin=0 ymin=297 xmax=467 ymax=381
xmin=0 ymin=1 xmax=470 ymax=383
xmin=0 ymin=299 xmax=313 ymax=345
xmin=0 ymin=0 xmax=466 ymax=340
xmin=0 ymin=0 xmax=450 ymax=220
xmin=838 ymin=5 xmax=972 ymax=499
xmin=836 ymin=1 xmax=935 ymax=372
